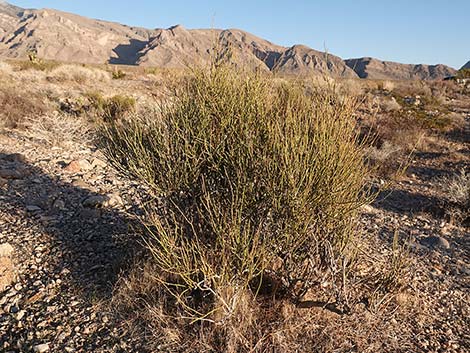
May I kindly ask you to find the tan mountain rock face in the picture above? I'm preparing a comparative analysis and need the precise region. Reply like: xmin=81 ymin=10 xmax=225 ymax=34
xmin=0 ymin=5 xmax=155 ymax=64
xmin=0 ymin=2 xmax=457 ymax=79
xmin=345 ymin=57 xmax=456 ymax=80
xmin=273 ymin=45 xmax=358 ymax=78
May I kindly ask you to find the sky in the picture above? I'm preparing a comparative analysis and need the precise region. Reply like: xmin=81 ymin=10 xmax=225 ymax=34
xmin=7 ymin=0 xmax=470 ymax=68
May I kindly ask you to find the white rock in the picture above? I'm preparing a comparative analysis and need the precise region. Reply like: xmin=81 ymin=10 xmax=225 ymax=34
xmin=33 ymin=343 xmax=50 ymax=352
xmin=91 ymin=158 xmax=107 ymax=169
xmin=15 ymin=310 xmax=26 ymax=320
xmin=0 ymin=243 xmax=14 ymax=257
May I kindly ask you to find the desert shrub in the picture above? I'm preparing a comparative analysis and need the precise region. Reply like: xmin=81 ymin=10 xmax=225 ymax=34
xmin=456 ymin=68 xmax=470 ymax=79
xmin=101 ymin=63 xmax=372 ymax=339
xmin=102 ymin=95 xmax=136 ymax=121
xmin=0 ymin=86 xmax=48 ymax=129
xmin=22 ymin=112 xmax=91 ymax=147
xmin=369 ymin=111 xmax=425 ymax=153
xmin=13 ymin=59 xmax=61 ymax=72
xmin=379 ymin=97 xmax=402 ymax=112
xmin=376 ymin=80 xmax=395 ymax=92
xmin=84 ymin=92 xmax=135 ymax=121
xmin=441 ymin=169 xmax=470 ymax=225
xmin=112 ymin=68 xmax=127 ymax=80
xmin=365 ymin=141 xmax=403 ymax=177
xmin=47 ymin=64 xmax=110 ymax=83
xmin=444 ymin=169 xmax=470 ymax=208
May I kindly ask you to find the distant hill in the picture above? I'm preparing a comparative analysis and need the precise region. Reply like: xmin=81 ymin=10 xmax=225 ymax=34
xmin=345 ymin=57 xmax=456 ymax=80
xmin=0 ymin=2 xmax=458 ymax=80
xmin=461 ymin=61 xmax=470 ymax=70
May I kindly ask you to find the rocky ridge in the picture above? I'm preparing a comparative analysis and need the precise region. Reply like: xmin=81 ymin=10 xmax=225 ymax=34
xmin=345 ymin=57 xmax=457 ymax=80
xmin=0 ymin=2 xmax=458 ymax=79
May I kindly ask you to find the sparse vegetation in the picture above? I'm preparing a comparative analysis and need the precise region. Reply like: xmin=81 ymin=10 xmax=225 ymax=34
xmin=112 ymin=68 xmax=127 ymax=80
xmin=84 ymin=92 xmax=136 ymax=121
xmin=11 ymin=58 xmax=61 ymax=72
xmin=456 ymin=68 xmax=470 ymax=79
xmin=47 ymin=64 xmax=111 ymax=83
xmin=0 ymin=86 xmax=48 ymax=129
xmin=442 ymin=169 xmax=470 ymax=223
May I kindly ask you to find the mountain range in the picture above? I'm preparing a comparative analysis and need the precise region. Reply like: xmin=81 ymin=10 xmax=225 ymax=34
xmin=0 ymin=2 xmax=464 ymax=80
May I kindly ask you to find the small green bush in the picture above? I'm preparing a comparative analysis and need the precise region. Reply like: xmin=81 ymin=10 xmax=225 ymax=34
xmin=112 ymin=68 xmax=127 ymax=80
xmin=100 ymin=65 xmax=371 ymax=325
xmin=84 ymin=92 xmax=135 ymax=121
xmin=13 ymin=59 xmax=61 ymax=72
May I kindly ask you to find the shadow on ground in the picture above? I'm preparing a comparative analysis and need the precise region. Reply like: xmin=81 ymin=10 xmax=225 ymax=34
xmin=0 ymin=153 xmax=144 ymax=300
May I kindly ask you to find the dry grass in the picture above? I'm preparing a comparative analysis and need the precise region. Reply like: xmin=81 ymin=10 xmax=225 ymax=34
xmin=46 ymin=64 xmax=111 ymax=83
xmin=445 ymin=169 xmax=470 ymax=206
xmin=0 ymin=86 xmax=49 ymax=130
xmin=379 ymin=97 xmax=402 ymax=112
xmin=21 ymin=113 xmax=92 ymax=147
xmin=0 ymin=61 xmax=12 ymax=76
xmin=112 ymin=232 xmax=414 ymax=352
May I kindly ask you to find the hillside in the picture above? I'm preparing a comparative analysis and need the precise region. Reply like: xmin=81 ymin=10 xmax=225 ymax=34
xmin=461 ymin=61 xmax=470 ymax=70
xmin=0 ymin=2 xmax=459 ymax=79
xmin=345 ymin=57 xmax=457 ymax=80
xmin=345 ymin=58 xmax=456 ymax=80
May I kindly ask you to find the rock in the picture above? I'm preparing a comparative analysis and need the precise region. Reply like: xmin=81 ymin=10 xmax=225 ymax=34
xmin=91 ymin=158 xmax=107 ymax=169
xmin=0 ymin=169 xmax=24 ymax=180
xmin=0 ymin=257 xmax=15 ymax=292
xmin=64 ymin=159 xmax=93 ymax=173
xmin=52 ymin=199 xmax=66 ymax=210
xmin=361 ymin=204 xmax=376 ymax=214
xmin=82 ymin=195 xmax=110 ymax=208
xmin=0 ymin=243 xmax=14 ymax=257
xmin=421 ymin=236 xmax=450 ymax=250
xmin=33 ymin=343 xmax=50 ymax=353
xmin=79 ymin=208 xmax=101 ymax=219
xmin=0 ymin=177 xmax=7 ymax=186
xmin=71 ymin=179 xmax=90 ymax=189
xmin=0 ymin=153 xmax=26 ymax=163
xmin=26 ymin=205 xmax=42 ymax=212
xmin=15 ymin=310 xmax=26 ymax=320
xmin=107 ymin=193 xmax=123 ymax=207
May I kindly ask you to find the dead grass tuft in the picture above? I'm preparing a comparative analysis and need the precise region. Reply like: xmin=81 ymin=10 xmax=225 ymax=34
xmin=0 ymin=86 xmax=49 ymax=130
xmin=47 ymin=64 xmax=111 ymax=83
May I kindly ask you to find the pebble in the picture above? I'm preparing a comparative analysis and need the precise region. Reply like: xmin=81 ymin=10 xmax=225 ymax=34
xmin=82 ymin=195 xmax=110 ymax=208
xmin=33 ymin=343 xmax=50 ymax=352
xmin=64 ymin=159 xmax=93 ymax=173
xmin=15 ymin=310 xmax=26 ymax=321
xmin=26 ymin=205 xmax=42 ymax=212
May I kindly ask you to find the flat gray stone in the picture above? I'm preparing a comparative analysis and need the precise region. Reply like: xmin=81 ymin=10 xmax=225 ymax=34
xmin=421 ymin=236 xmax=450 ymax=250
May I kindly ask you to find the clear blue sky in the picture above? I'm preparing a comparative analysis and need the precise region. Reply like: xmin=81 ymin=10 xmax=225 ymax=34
xmin=8 ymin=0 xmax=470 ymax=68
